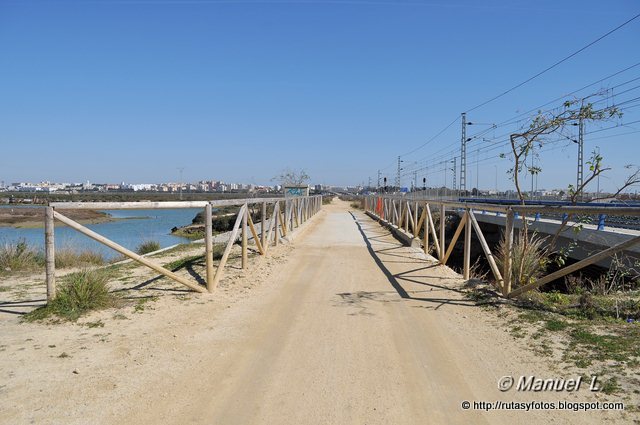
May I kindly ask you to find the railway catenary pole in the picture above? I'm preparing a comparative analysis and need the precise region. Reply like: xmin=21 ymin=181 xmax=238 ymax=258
xmin=460 ymin=112 xmax=467 ymax=192
xmin=577 ymin=113 xmax=585 ymax=201
xmin=451 ymin=157 xmax=457 ymax=192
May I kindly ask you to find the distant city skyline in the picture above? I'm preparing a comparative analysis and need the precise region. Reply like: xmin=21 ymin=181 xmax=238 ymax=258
xmin=1 ymin=1 xmax=638 ymax=192
xmin=1 ymin=177 xmax=625 ymax=198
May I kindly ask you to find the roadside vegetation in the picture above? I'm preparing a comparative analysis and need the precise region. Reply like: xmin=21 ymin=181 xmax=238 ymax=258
xmin=171 ymin=227 xmax=205 ymax=240
xmin=24 ymin=268 xmax=118 ymax=322
xmin=459 ymin=207 xmax=640 ymax=396
xmin=0 ymin=239 xmax=43 ymax=274
xmin=0 ymin=239 xmax=106 ymax=275
xmin=20 ymin=242 xmax=227 ymax=322
xmin=457 ymin=94 xmax=640 ymax=396
xmin=55 ymin=247 xmax=105 ymax=268
xmin=136 ymin=240 xmax=161 ymax=255
xmin=495 ymin=233 xmax=548 ymax=288
xmin=464 ymin=250 xmax=640 ymax=398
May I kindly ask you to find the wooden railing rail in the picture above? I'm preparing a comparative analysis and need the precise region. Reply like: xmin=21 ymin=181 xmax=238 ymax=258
xmin=364 ymin=195 xmax=640 ymax=298
xmin=44 ymin=196 xmax=323 ymax=300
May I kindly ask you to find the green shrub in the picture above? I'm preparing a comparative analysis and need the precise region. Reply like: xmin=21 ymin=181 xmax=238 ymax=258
xmin=25 ymin=268 xmax=117 ymax=321
xmin=0 ymin=239 xmax=44 ymax=274
xmin=136 ymin=240 xmax=161 ymax=255
xmin=171 ymin=227 xmax=205 ymax=240
xmin=496 ymin=231 xmax=549 ymax=288
xmin=0 ymin=240 xmax=106 ymax=274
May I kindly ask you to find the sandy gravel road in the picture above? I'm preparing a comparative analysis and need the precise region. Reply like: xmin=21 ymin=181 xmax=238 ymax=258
xmin=121 ymin=201 xmax=618 ymax=425
xmin=0 ymin=200 xmax=625 ymax=424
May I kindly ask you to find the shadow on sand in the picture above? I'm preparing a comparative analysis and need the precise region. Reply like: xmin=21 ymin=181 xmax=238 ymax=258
xmin=345 ymin=211 xmax=477 ymax=311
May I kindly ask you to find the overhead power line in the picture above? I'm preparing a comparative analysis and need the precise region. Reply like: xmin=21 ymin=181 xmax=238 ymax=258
xmin=398 ymin=115 xmax=460 ymax=157
xmin=465 ymin=12 xmax=640 ymax=113
xmin=494 ymin=63 xmax=640 ymax=128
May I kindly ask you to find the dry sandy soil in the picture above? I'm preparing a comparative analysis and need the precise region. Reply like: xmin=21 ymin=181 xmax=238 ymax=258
xmin=0 ymin=200 xmax=634 ymax=424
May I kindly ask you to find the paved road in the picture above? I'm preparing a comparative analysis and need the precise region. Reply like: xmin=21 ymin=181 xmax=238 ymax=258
xmin=132 ymin=200 xmax=605 ymax=425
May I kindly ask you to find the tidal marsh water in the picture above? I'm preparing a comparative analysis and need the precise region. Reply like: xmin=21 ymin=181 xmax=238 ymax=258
xmin=0 ymin=207 xmax=200 ymax=259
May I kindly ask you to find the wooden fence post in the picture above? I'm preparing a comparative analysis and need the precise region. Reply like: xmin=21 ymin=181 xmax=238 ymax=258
xmin=292 ymin=199 xmax=296 ymax=228
xmin=503 ymin=209 xmax=515 ymax=296
xmin=205 ymin=203 xmax=214 ymax=292
xmin=45 ymin=206 xmax=56 ymax=301
xmin=304 ymin=197 xmax=308 ymax=221
xmin=423 ymin=202 xmax=429 ymax=254
xmin=264 ymin=201 xmax=277 ymax=253
xmin=463 ymin=209 xmax=471 ymax=280
xmin=242 ymin=204 xmax=248 ymax=269
xmin=211 ymin=205 xmax=246 ymax=289
xmin=442 ymin=211 xmax=467 ymax=265
xmin=404 ymin=201 xmax=409 ymax=233
xmin=469 ymin=211 xmax=504 ymax=290
xmin=394 ymin=200 xmax=398 ymax=226
xmin=439 ymin=204 xmax=446 ymax=263
xmin=261 ymin=202 xmax=267 ymax=250
xmin=280 ymin=202 xmax=288 ymax=236
xmin=391 ymin=200 xmax=395 ymax=224
xmin=425 ymin=204 xmax=441 ymax=258
xmin=274 ymin=202 xmax=280 ymax=246
xmin=406 ymin=203 xmax=414 ymax=235
xmin=414 ymin=202 xmax=418 ymax=236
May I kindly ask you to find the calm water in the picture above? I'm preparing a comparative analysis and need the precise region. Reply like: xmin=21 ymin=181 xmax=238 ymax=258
xmin=0 ymin=207 xmax=201 ymax=259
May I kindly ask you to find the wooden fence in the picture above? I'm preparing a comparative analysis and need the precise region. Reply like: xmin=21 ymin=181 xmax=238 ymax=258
xmin=44 ymin=196 xmax=323 ymax=301
xmin=364 ymin=195 xmax=640 ymax=298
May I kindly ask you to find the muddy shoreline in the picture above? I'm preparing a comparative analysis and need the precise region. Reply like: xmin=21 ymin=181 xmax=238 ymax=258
xmin=0 ymin=208 xmax=119 ymax=228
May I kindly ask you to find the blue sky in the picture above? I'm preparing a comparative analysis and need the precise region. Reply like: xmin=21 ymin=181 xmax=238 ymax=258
xmin=0 ymin=0 xmax=639 ymax=192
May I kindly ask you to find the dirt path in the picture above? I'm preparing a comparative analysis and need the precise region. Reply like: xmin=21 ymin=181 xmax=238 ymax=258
xmin=120 ymin=201 xmax=623 ymax=424
xmin=0 ymin=200 xmax=627 ymax=424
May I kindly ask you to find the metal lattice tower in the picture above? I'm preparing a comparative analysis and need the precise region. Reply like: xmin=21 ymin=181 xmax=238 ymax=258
xmin=451 ymin=157 xmax=457 ymax=191
xmin=396 ymin=156 xmax=401 ymax=188
xmin=377 ymin=170 xmax=381 ymax=189
xmin=460 ymin=113 xmax=467 ymax=192
xmin=577 ymin=115 xmax=584 ymax=201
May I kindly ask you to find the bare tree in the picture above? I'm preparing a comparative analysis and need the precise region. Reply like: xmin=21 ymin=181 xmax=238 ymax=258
xmin=499 ymin=96 xmax=640 ymax=287
xmin=272 ymin=168 xmax=310 ymax=186
xmin=505 ymin=98 xmax=621 ymax=205
xmin=590 ymin=164 xmax=640 ymax=202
